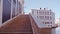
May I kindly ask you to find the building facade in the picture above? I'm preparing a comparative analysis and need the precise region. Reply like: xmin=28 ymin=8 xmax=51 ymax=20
xmin=0 ymin=0 xmax=24 ymax=24
xmin=30 ymin=8 xmax=57 ymax=34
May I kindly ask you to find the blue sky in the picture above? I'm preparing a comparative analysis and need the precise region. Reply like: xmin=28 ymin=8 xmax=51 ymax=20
xmin=24 ymin=0 xmax=60 ymax=18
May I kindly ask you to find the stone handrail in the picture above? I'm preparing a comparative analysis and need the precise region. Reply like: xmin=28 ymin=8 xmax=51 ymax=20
xmin=29 ymin=14 xmax=40 ymax=34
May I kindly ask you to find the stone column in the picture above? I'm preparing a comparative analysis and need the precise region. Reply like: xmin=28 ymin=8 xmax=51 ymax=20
xmin=0 ymin=0 xmax=3 ymax=26
xmin=15 ymin=0 xmax=18 ymax=16
xmin=11 ymin=0 xmax=13 ymax=18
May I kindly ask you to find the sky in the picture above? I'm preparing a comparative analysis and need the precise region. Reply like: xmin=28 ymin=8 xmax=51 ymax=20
xmin=24 ymin=0 xmax=60 ymax=18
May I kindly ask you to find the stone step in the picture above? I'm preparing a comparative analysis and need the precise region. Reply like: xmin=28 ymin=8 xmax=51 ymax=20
xmin=0 ymin=15 xmax=33 ymax=34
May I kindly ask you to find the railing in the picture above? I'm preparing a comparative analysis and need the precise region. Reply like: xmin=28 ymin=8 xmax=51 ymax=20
xmin=29 ymin=14 xmax=42 ymax=28
xmin=29 ymin=14 xmax=40 ymax=34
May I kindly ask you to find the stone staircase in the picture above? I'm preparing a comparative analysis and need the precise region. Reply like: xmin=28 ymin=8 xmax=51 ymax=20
xmin=0 ymin=15 xmax=33 ymax=34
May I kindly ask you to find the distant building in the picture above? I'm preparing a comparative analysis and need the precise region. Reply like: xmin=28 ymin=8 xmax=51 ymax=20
xmin=55 ymin=18 xmax=60 ymax=26
xmin=0 ymin=0 xmax=24 ymax=24
xmin=30 ymin=8 xmax=57 ymax=34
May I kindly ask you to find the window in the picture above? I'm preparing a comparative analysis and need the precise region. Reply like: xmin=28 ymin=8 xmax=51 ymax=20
xmin=37 ymin=16 xmax=38 ymax=18
xmin=50 ymin=16 xmax=52 ymax=20
xmin=37 ymin=10 xmax=38 ymax=14
xmin=40 ymin=16 xmax=44 ymax=20
xmin=39 ymin=12 xmax=44 ymax=15
xmin=45 ymin=22 xmax=49 ymax=24
xmin=42 ymin=22 xmax=49 ymax=24
xmin=45 ymin=16 xmax=49 ymax=20
xmin=45 ymin=12 xmax=49 ymax=15
xmin=48 ymin=25 xmax=52 ymax=27
xmin=50 ymin=12 xmax=53 ymax=15
xmin=50 ymin=22 xmax=52 ymax=24
xmin=43 ymin=22 xmax=52 ymax=24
